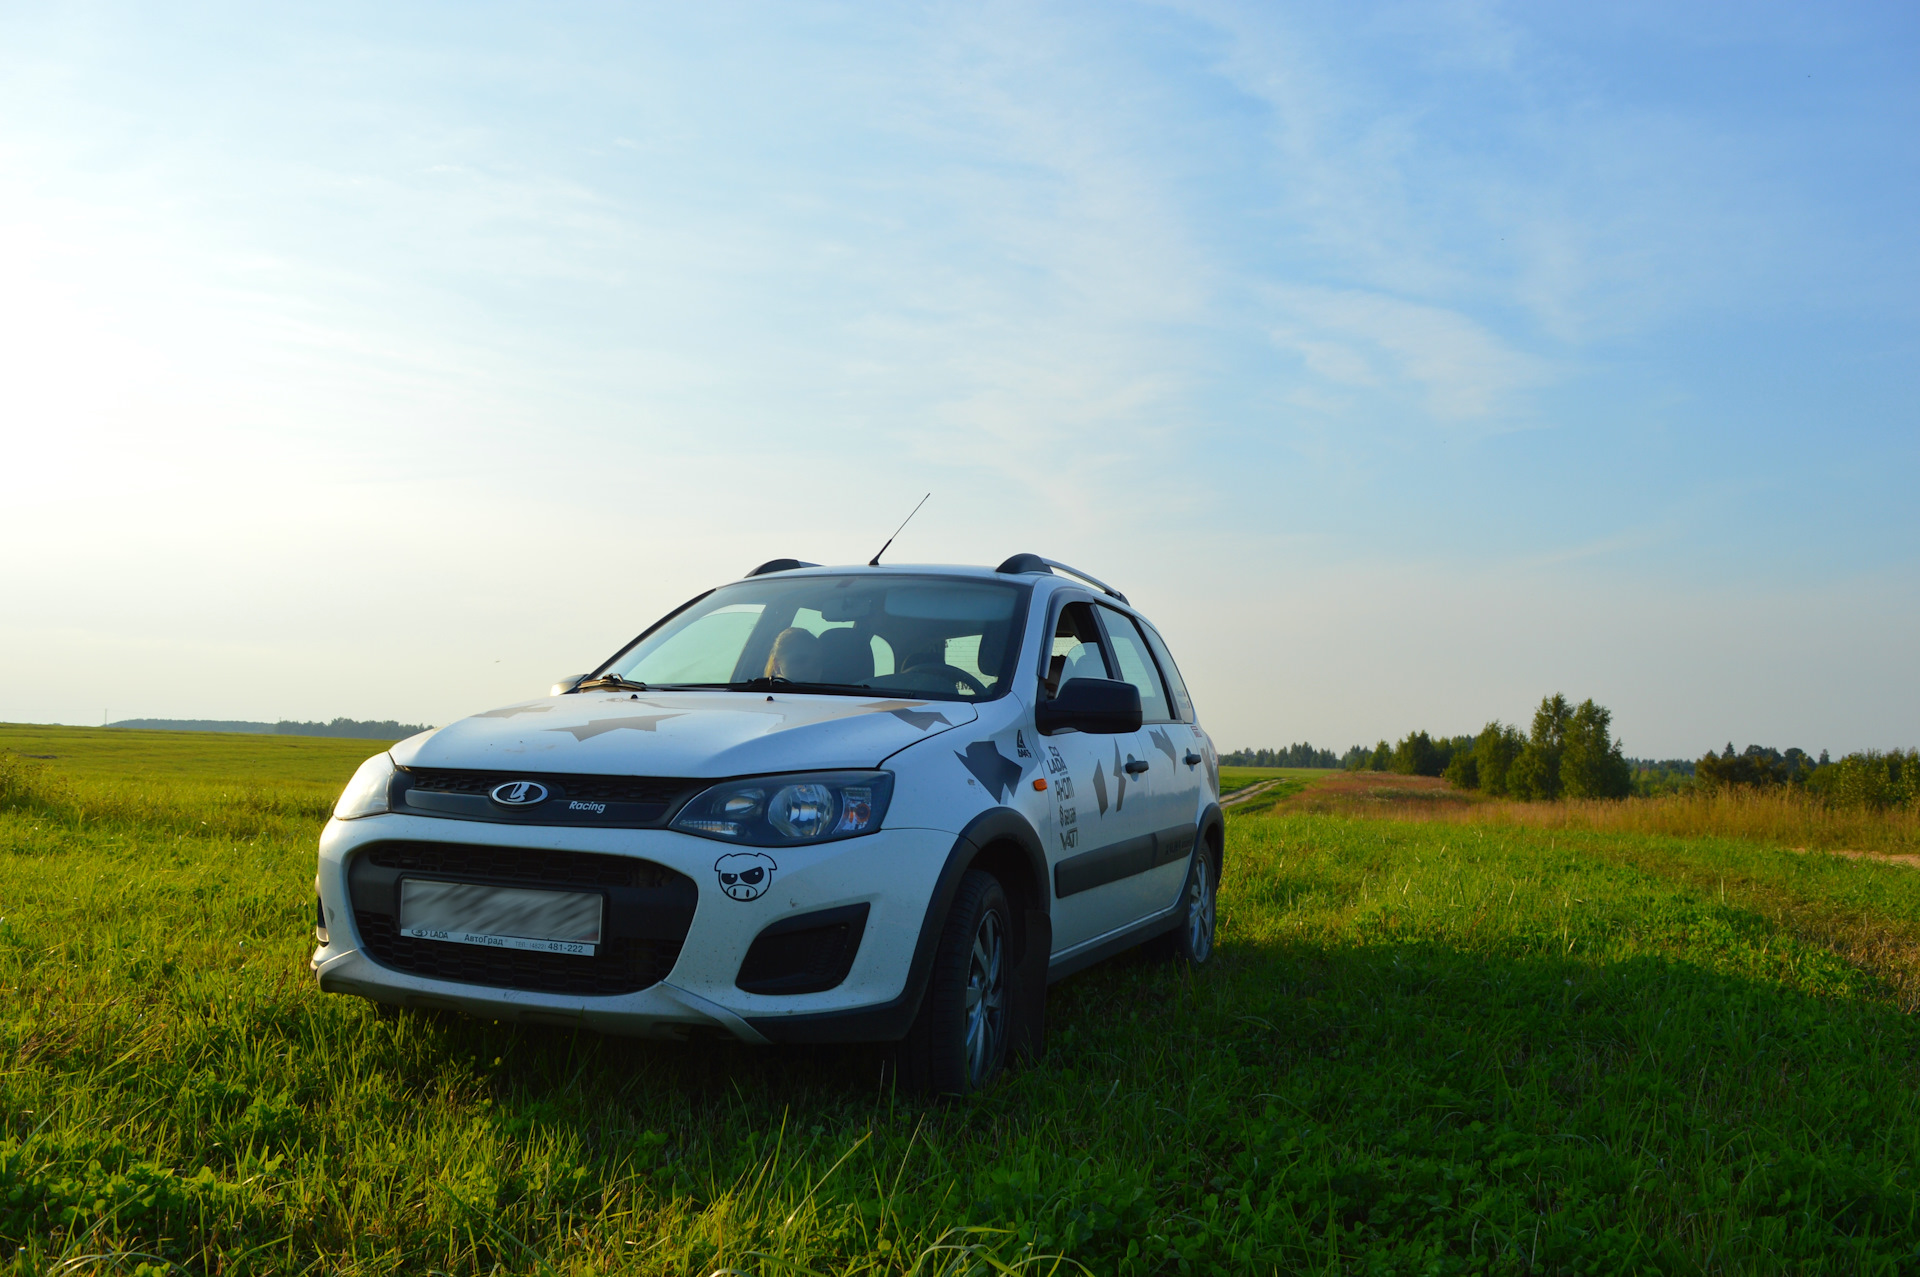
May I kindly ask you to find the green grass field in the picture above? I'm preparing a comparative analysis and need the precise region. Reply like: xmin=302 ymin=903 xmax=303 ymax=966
xmin=0 ymin=724 xmax=391 ymax=786
xmin=5 ymin=727 xmax=1920 ymax=1274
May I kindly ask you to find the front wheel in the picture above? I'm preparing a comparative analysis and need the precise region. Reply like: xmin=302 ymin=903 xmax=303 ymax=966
xmin=896 ymin=870 xmax=1012 ymax=1095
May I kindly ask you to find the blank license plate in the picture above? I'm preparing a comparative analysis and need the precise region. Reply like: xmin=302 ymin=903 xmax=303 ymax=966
xmin=398 ymin=879 xmax=603 ymax=957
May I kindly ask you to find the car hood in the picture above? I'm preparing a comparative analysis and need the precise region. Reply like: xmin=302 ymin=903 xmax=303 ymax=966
xmin=391 ymin=691 xmax=978 ymax=777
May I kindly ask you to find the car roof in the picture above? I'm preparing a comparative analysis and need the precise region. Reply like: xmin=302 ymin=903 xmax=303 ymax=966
xmin=741 ymin=560 xmax=1140 ymax=613
xmin=754 ymin=563 xmax=1009 ymax=580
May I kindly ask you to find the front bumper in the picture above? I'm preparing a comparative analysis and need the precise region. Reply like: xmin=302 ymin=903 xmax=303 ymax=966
xmin=311 ymin=811 xmax=955 ymax=1043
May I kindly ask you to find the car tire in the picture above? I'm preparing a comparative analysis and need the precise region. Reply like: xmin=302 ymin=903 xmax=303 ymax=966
xmin=896 ymin=870 xmax=1013 ymax=1096
xmin=1153 ymin=846 xmax=1217 ymax=965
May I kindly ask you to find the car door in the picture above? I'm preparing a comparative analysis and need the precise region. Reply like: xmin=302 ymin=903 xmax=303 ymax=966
xmin=1035 ymin=598 xmax=1163 ymax=952
xmin=1093 ymin=605 xmax=1198 ymax=915
xmin=1136 ymin=616 xmax=1212 ymax=804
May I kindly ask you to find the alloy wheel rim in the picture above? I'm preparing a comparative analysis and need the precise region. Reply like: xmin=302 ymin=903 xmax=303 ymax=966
xmin=1187 ymin=857 xmax=1214 ymax=961
xmin=963 ymin=909 xmax=1006 ymax=1086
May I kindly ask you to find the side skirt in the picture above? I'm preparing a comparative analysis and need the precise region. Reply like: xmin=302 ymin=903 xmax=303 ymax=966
xmin=1045 ymin=901 xmax=1182 ymax=985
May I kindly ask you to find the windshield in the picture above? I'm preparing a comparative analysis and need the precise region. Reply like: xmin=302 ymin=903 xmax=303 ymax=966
xmin=599 ymin=574 xmax=1028 ymax=701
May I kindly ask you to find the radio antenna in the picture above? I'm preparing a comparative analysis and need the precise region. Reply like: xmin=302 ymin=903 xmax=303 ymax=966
xmin=869 ymin=493 xmax=930 ymax=566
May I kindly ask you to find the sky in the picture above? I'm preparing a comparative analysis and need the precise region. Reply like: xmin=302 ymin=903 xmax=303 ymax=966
xmin=2 ymin=1 xmax=1915 ymax=759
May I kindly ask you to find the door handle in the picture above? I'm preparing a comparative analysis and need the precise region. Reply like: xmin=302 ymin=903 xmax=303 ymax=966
xmin=1183 ymin=751 xmax=1202 ymax=766
xmin=1124 ymin=758 xmax=1150 ymax=775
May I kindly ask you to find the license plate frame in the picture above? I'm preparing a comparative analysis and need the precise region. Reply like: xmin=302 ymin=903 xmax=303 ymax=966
xmin=397 ymin=878 xmax=604 ymax=957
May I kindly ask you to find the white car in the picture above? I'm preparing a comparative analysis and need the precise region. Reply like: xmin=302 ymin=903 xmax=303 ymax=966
xmin=312 ymin=555 xmax=1223 ymax=1093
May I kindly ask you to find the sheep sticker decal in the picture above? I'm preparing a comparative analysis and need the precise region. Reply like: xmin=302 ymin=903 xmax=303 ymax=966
xmin=714 ymin=852 xmax=778 ymax=902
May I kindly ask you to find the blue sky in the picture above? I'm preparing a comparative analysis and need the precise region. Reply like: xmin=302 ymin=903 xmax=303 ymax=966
xmin=2 ymin=1 xmax=1914 ymax=757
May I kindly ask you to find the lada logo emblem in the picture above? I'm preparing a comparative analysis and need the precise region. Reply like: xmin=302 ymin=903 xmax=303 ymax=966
xmin=489 ymin=780 xmax=550 ymax=806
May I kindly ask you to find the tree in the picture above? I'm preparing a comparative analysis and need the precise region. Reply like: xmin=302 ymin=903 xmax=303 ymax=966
xmin=1508 ymin=695 xmax=1573 ymax=800
xmin=1533 ymin=694 xmax=1573 ymax=750
xmin=1560 ymin=699 xmax=1631 ymax=799
xmin=1443 ymin=748 xmax=1479 ymax=790
xmin=1472 ymin=721 xmax=1525 ymax=796
xmin=1391 ymin=731 xmax=1441 ymax=776
xmin=1367 ymin=740 xmax=1392 ymax=771
xmin=1508 ymin=744 xmax=1553 ymax=800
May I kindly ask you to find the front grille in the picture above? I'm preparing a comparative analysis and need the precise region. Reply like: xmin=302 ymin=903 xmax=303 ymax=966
xmin=394 ymin=768 xmax=699 ymax=830
xmin=736 ymin=903 xmax=870 ymax=996
xmin=348 ymin=840 xmax=698 ymax=997
xmin=406 ymin=768 xmax=691 ymax=808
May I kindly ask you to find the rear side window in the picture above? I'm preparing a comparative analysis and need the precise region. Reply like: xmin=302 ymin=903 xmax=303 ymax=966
xmin=1096 ymin=606 xmax=1172 ymax=723
xmin=1138 ymin=621 xmax=1194 ymax=722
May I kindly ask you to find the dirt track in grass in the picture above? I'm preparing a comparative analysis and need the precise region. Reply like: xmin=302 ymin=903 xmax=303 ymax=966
xmin=1272 ymin=770 xmax=1472 ymax=815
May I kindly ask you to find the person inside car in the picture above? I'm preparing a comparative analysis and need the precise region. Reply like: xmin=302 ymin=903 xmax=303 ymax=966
xmin=764 ymin=627 xmax=825 ymax=682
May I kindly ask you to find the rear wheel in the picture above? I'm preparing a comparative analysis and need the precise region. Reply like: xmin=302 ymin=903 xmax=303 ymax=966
xmin=896 ymin=870 xmax=1012 ymax=1095
xmin=1155 ymin=847 xmax=1217 ymax=965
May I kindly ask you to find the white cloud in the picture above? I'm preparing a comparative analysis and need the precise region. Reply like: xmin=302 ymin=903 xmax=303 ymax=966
xmin=1269 ymin=285 xmax=1548 ymax=421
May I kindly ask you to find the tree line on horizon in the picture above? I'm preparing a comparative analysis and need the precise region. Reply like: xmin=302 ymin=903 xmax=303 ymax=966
xmin=110 ymin=717 xmax=433 ymax=740
xmin=1228 ymin=692 xmax=1914 ymax=810
xmin=1308 ymin=692 xmax=1916 ymax=809
xmin=1697 ymin=742 xmax=1918 ymax=810
xmin=1218 ymin=743 xmax=1346 ymax=768
xmin=1345 ymin=694 xmax=1637 ymax=799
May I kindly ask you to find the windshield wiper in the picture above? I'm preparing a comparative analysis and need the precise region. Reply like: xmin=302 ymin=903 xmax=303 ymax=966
xmin=573 ymin=673 xmax=650 ymax=693
xmin=661 ymin=678 xmax=880 ymax=697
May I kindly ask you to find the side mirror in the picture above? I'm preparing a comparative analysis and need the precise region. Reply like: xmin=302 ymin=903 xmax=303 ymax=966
xmin=550 ymin=674 xmax=587 ymax=696
xmin=1034 ymin=677 xmax=1143 ymax=736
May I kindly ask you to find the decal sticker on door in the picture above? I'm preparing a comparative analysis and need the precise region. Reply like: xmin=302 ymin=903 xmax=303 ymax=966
xmin=955 ymin=740 xmax=1023 ymax=801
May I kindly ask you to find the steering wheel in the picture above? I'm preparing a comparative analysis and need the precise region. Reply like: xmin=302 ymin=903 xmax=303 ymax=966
xmin=904 ymin=662 xmax=987 ymax=696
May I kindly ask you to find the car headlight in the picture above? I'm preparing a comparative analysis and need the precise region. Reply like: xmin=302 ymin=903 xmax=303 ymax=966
xmin=334 ymin=753 xmax=397 ymax=820
xmin=671 ymin=771 xmax=894 ymax=846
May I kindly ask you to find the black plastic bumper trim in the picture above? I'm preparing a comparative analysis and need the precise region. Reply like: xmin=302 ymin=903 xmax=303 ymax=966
xmin=735 ymin=902 xmax=871 ymax=996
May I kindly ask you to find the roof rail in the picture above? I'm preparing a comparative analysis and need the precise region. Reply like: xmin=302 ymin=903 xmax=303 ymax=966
xmin=745 ymin=558 xmax=819 ymax=577
xmin=995 ymin=553 xmax=1127 ymax=604
xmin=994 ymin=553 xmax=1051 ymax=576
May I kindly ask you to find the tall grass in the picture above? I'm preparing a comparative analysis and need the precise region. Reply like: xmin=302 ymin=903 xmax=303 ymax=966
xmin=1449 ymin=787 xmax=1911 ymax=854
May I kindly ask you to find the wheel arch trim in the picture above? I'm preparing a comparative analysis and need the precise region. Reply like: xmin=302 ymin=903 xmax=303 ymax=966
xmin=1198 ymin=800 xmax=1224 ymax=869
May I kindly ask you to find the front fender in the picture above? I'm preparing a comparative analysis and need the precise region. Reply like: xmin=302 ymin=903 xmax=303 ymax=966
xmin=746 ymin=805 xmax=1047 ymax=1045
